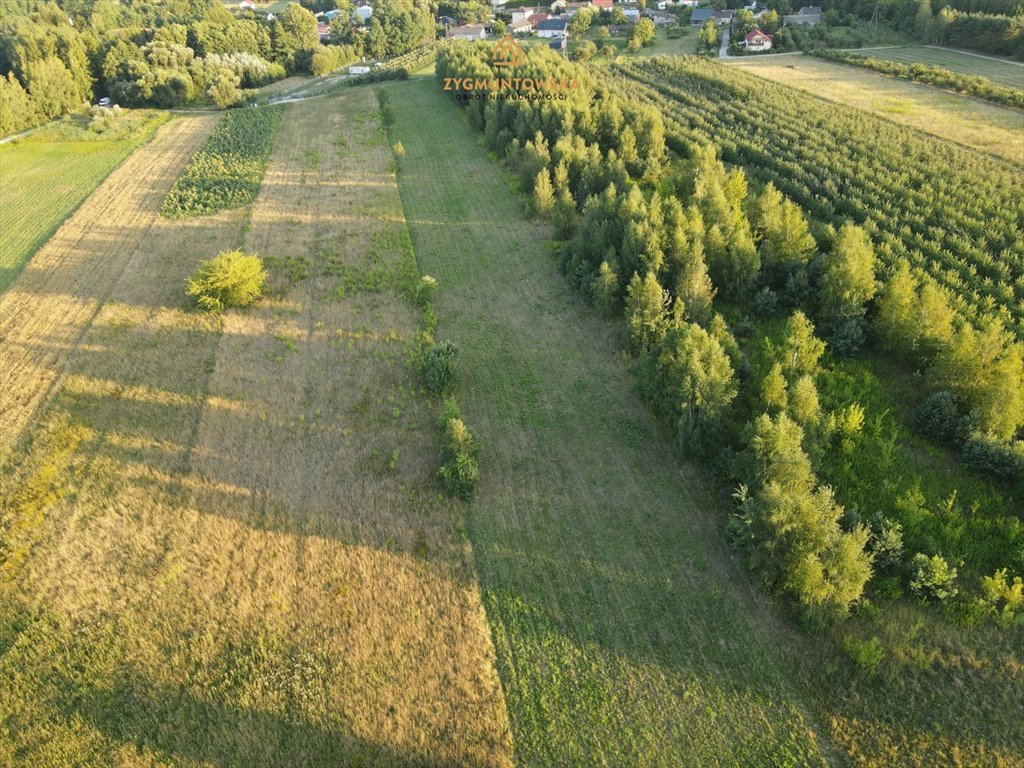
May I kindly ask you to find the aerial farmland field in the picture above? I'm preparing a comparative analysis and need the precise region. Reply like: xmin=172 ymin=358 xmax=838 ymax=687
xmin=726 ymin=54 xmax=1024 ymax=164
xmin=0 ymin=112 xmax=167 ymax=292
xmin=854 ymin=45 xmax=1024 ymax=88
xmin=0 ymin=90 xmax=512 ymax=766
xmin=2 ymin=3 xmax=1024 ymax=763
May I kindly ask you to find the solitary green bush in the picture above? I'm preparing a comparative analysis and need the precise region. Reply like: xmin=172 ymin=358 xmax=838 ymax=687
xmin=844 ymin=635 xmax=885 ymax=674
xmin=423 ymin=340 xmax=458 ymax=394
xmin=909 ymin=553 xmax=959 ymax=603
xmin=187 ymin=250 xmax=266 ymax=312
xmin=415 ymin=275 xmax=437 ymax=307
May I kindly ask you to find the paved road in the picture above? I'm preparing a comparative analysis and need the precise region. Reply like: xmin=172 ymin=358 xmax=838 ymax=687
xmin=719 ymin=27 xmax=731 ymax=58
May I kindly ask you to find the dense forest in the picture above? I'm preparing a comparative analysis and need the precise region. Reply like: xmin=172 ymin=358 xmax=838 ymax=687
xmin=438 ymin=43 xmax=1023 ymax=627
xmin=0 ymin=0 xmax=432 ymax=135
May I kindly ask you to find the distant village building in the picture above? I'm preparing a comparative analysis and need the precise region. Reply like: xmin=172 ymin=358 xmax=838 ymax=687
xmin=317 ymin=21 xmax=330 ymax=37
xmin=510 ymin=20 xmax=534 ymax=33
xmin=690 ymin=7 xmax=713 ymax=24
xmin=354 ymin=3 xmax=373 ymax=22
xmin=742 ymin=28 xmax=773 ymax=50
xmin=511 ymin=7 xmax=535 ymax=23
xmin=647 ymin=11 xmax=675 ymax=25
xmin=783 ymin=5 xmax=821 ymax=24
xmin=712 ymin=9 xmax=734 ymax=24
xmin=527 ymin=12 xmax=551 ymax=25
xmin=535 ymin=17 xmax=568 ymax=36
xmin=590 ymin=0 xmax=614 ymax=10
xmin=349 ymin=65 xmax=371 ymax=74
xmin=622 ymin=6 xmax=641 ymax=20
xmin=549 ymin=35 xmax=568 ymax=52
xmin=238 ymin=0 xmax=255 ymax=9
xmin=447 ymin=23 xmax=489 ymax=39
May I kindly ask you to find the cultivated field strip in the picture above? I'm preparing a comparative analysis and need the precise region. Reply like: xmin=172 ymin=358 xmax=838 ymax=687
xmin=186 ymin=91 xmax=514 ymax=765
xmin=0 ymin=115 xmax=218 ymax=457
xmin=1 ymin=90 xmax=513 ymax=767
xmin=387 ymin=80 xmax=833 ymax=767
xmin=727 ymin=55 xmax=1024 ymax=165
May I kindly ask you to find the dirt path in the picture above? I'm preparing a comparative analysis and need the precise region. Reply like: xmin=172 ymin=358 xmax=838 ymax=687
xmin=0 ymin=115 xmax=218 ymax=457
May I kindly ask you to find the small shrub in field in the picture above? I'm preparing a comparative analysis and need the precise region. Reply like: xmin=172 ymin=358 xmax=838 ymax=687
xmin=187 ymin=250 xmax=266 ymax=312
xmin=392 ymin=141 xmax=405 ymax=169
xmin=914 ymin=390 xmax=969 ymax=444
xmin=978 ymin=568 xmax=1024 ymax=628
xmin=961 ymin=434 xmax=1024 ymax=481
xmin=423 ymin=340 xmax=458 ymax=394
xmin=440 ymin=416 xmax=479 ymax=499
xmin=909 ymin=553 xmax=959 ymax=603
xmin=415 ymin=275 xmax=437 ymax=307
xmin=844 ymin=635 xmax=885 ymax=674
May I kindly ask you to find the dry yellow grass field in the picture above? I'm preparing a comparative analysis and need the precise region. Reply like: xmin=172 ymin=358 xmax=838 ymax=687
xmin=728 ymin=55 xmax=1024 ymax=165
xmin=0 ymin=115 xmax=218 ymax=458
xmin=0 ymin=89 xmax=512 ymax=767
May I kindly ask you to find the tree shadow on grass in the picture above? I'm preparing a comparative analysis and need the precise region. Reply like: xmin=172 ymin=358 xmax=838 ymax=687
xmin=60 ymin=666 xmax=467 ymax=768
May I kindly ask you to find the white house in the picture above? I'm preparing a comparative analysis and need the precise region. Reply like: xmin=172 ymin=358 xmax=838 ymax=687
xmin=534 ymin=17 xmax=568 ymax=37
xmin=354 ymin=3 xmax=373 ymax=22
xmin=509 ymin=20 xmax=533 ymax=33
xmin=239 ymin=0 xmax=255 ymax=9
xmin=447 ymin=23 xmax=489 ymax=39
xmin=511 ymin=7 xmax=534 ymax=23
xmin=622 ymin=6 xmax=641 ymax=20
xmin=743 ymin=28 xmax=772 ymax=50
xmin=349 ymin=65 xmax=371 ymax=74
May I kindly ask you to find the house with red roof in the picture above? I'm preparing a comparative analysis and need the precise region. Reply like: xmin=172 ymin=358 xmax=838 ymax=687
xmin=742 ymin=28 xmax=773 ymax=51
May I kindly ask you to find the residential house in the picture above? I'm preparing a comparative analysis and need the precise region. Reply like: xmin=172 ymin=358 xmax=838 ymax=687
xmin=742 ymin=28 xmax=772 ymax=50
xmin=591 ymin=0 xmax=614 ymax=9
xmin=712 ymin=9 xmax=733 ymax=24
xmin=511 ymin=7 xmax=535 ymax=23
xmin=551 ymin=0 xmax=590 ymax=14
xmin=238 ymin=0 xmax=255 ymax=9
xmin=492 ymin=0 xmax=509 ymax=7
xmin=447 ymin=23 xmax=489 ymax=39
xmin=535 ymin=17 xmax=568 ymax=36
xmin=509 ymin=20 xmax=534 ymax=33
xmin=354 ymin=3 xmax=373 ymax=22
xmin=689 ymin=7 xmax=713 ymax=24
xmin=549 ymin=35 xmax=568 ymax=52
xmin=317 ymin=21 xmax=330 ymax=37
xmin=622 ymin=6 xmax=641 ymax=20
xmin=527 ymin=12 xmax=551 ymax=25
xmin=783 ymin=5 xmax=821 ymax=24
xmin=647 ymin=11 xmax=675 ymax=25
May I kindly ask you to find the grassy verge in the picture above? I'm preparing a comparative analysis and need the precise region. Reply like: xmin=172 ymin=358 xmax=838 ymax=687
xmin=0 ymin=110 xmax=167 ymax=293
xmin=385 ymin=76 xmax=832 ymax=766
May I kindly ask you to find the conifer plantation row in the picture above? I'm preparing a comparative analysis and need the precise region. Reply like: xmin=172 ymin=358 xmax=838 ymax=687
xmin=437 ymin=44 xmax=1023 ymax=625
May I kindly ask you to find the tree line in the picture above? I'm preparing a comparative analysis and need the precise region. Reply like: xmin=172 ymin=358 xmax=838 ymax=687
xmin=0 ymin=0 xmax=434 ymax=136
xmin=438 ymin=42 xmax=1023 ymax=626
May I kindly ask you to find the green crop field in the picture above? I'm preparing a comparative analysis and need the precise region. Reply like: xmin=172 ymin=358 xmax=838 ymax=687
xmin=857 ymin=45 xmax=1024 ymax=89
xmin=384 ymin=76 xmax=833 ymax=766
xmin=0 ymin=112 xmax=166 ymax=293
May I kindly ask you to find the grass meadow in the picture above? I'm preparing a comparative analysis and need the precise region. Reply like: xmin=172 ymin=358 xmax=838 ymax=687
xmin=856 ymin=45 xmax=1024 ymax=89
xmin=0 ymin=89 xmax=513 ymax=766
xmin=0 ymin=112 xmax=167 ymax=293
xmin=384 ymin=77 xmax=834 ymax=766
xmin=727 ymin=54 xmax=1024 ymax=164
